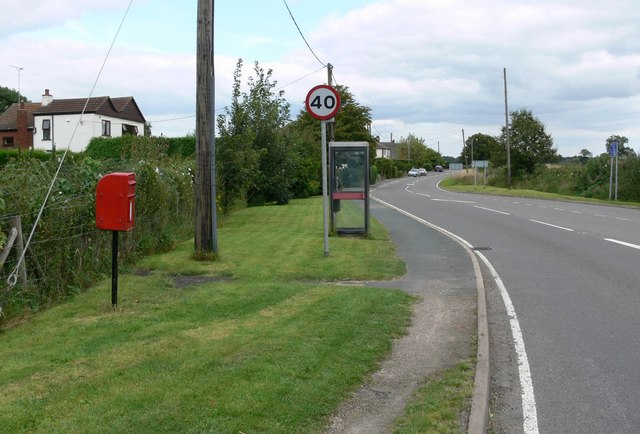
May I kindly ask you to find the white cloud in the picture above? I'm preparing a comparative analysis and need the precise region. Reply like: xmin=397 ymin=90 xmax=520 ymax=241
xmin=1 ymin=0 xmax=639 ymax=158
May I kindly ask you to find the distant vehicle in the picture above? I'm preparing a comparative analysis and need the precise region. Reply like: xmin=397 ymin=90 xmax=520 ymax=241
xmin=408 ymin=168 xmax=419 ymax=177
xmin=418 ymin=168 xmax=427 ymax=176
xmin=434 ymin=165 xmax=444 ymax=172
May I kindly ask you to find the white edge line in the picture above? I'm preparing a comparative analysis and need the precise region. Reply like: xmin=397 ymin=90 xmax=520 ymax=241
xmin=371 ymin=196 xmax=539 ymax=434
xmin=529 ymin=219 xmax=574 ymax=232
xmin=604 ymin=238 xmax=640 ymax=250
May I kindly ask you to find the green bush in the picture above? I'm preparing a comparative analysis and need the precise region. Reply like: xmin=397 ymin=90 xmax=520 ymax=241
xmin=0 ymin=151 xmax=195 ymax=325
xmin=0 ymin=148 xmax=51 ymax=166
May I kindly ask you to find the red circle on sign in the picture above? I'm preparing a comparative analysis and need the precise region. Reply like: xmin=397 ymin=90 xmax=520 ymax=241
xmin=305 ymin=85 xmax=341 ymax=120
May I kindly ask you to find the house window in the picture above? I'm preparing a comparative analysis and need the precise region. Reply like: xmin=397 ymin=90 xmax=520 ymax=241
xmin=42 ymin=119 xmax=51 ymax=141
xmin=122 ymin=124 xmax=139 ymax=136
xmin=102 ymin=120 xmax=111 ymax=136
xmin=2 ymin=137 xmax=15 ymax=148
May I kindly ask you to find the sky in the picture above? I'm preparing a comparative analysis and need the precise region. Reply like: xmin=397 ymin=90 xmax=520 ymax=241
xmin=1 ymin=0 xmax=639 ymax=158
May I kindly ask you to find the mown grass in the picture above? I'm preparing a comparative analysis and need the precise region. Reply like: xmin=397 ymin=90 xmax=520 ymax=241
xmin=441 ymin=176 xmax=640 ymax=208
xmin=0 ymin=197 xmax=415 ymax=433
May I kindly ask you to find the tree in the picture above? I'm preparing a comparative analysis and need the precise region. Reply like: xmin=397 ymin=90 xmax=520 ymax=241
xmin=460 ymin=133 xmax=500 ymax=166
xmin=496 ymin=108 xmax=558 ymax=175
xmin=216 ymin=59 xmax=261 ymax=213
xmin=397 ymin=134 xmax=441 ymax=169
xmin=0 ymin=85 xmax=29 ymax=113
xmin=605 ymin=135 xmax=635 ymax=159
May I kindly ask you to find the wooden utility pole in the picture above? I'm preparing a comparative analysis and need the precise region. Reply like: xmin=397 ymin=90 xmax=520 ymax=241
xmin=503 ymin=67 xmax=512 ymax=189
xmin=327 ymin=63 xmax=334 ymax=142
xmin=195 ymin=0 xmax=218 ymax=254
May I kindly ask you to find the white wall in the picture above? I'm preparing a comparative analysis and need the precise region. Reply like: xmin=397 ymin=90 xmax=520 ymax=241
xmin=33 ymin=114 xmax=144 ymax=152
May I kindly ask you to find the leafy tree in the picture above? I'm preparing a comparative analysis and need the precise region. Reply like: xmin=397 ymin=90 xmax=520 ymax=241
xmin=0 ymin=85 xmax=29 ymax=113
xmin=605 ymin=135 xmax=635 ymax=159
xmin=578 ymin=148 xmax=592 ymax=165
xmin=460 ymin=133 xmax=500 ymax=166
xmin=397 ymin=134 xmax=442 ymax=169
xmin=244 ymin=62 xmax=292 ymax=205
xmin=496 ymin=108 xmax=558 ymax=175
xmin=216 ymin=59 xmax=261 ymax=213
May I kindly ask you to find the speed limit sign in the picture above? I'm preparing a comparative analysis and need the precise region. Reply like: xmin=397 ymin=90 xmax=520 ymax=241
xmin=305 ymin=85 xmax=341 ymax=120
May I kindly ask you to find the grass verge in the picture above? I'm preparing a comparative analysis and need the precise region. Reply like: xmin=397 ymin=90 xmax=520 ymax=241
xmin=440 ymin=177 xmax=640 ymax=208
xmin=0 ymin=197 xmax=415 ymax=433
xmin=393 ymin=358 xmax=476 ymax=434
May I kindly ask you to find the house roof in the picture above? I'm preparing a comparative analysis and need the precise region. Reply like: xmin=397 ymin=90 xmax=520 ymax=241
xmin=0 ymin=103 xmax=42 ymax=131
xmin=33 ymin=96 xmax=146 ymax=123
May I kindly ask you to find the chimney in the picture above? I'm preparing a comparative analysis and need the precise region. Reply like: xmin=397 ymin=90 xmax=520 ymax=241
xmin=42 ymin=89 xmax=53 ymax=106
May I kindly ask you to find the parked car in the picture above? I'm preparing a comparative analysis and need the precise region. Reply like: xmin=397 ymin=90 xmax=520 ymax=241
xmin=418 ymin=168 xmax=427 ymax=176
xmin=408 ymin=168 xmax=419 ymax=177
xmin=434 ymin=165 xmax=444 ymax=172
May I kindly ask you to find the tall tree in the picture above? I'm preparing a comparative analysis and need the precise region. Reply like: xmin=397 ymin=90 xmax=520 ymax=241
xmin=0 ymin=86 xmax=29 ymax=113
xmin=397 ymin=134 xmax=441 ymax=168
xmin=496 ymin=108 xmax=558 ymax=175
xmin=460 ymin=133 xmax=500 ymax=166
xmin=605 ymin=135 xmax=635 ymax=159
xmin=217 ymin=59 xmax=259 ymax=213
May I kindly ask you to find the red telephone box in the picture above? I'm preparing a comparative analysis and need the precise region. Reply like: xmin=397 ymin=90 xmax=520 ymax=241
xmin=96 ymin=172 xmax=136 ymax=231
xmin=95 ymin=172 xmax=135 ymax=307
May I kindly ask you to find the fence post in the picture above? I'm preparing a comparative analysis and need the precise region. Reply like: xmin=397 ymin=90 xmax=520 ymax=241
xmin=9 ymin=216 xmax=28 ymax=286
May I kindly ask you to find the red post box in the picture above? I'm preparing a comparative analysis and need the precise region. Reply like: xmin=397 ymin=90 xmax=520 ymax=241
xmin=96 ymin=172 xmax=136 ymax=231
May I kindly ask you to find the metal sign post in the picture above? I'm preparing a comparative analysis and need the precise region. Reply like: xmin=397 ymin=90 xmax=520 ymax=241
xmin=306 ymin=85 xmax=341 ymax=257
xmin=609 ymin=142 xmax=618 ymax=200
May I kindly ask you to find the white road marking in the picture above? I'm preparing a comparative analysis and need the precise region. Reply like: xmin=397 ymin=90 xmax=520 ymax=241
xmin=616 ymin=217 xmax=632 ymax=222
xmin=371 ymin=196 xmax=539 ymax=434
xmin=571 ymin=211 xmax=583 ymax=214
xmin=416 ymin=193 xmax=431 ymax=198
xmin=431 ymin=198 xmax=477 ymax=203
xmin=529 ymin=219 xmax=574 ymax=232
xmin=553 ymin=208 xmax=565 ymax=211
xmin=604 ymin=238 xmax=640 ymax=250
xmin=594 ymin=214 xmax=606 ymax=217
xmin=475 ymin=252 xmax=540 ymax=434
xmin=474 ymin=205 xmax=511 ymax=215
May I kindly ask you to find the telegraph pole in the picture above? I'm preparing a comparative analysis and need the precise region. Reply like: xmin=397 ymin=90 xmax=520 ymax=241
xmin=504 ymin=68 xmax=512 ymax=188
xmin=327 ymin=63 xmax=334 ymax=142
xmin=461 ymin=129 xmax=466 ymax=170
xmin=195 ymin=0 xmax=218 ymax=255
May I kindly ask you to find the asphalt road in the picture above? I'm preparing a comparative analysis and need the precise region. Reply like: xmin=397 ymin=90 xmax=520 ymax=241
xmin=371 ymin=173 xmax=640 ymax=434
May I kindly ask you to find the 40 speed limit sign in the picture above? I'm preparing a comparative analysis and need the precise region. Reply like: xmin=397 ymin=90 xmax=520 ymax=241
xmin=305 ymin=85 xmax=341 ymax=120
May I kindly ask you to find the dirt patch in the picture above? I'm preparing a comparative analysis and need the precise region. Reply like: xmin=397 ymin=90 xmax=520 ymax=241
xmin=325 ymin=293 xmax=476 ymax=433
xmin=172 ymin=275 xmax=231 ymax=289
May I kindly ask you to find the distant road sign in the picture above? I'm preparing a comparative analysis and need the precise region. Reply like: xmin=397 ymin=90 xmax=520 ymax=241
xmin=305 ymin=85 xmax=341 ymax=120
xmin=609 ymin=142 xmax=618 ymax=157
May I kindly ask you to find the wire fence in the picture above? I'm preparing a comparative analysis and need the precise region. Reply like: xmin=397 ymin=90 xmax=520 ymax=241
xmin=0 ymin=155 xmax=195 ymax=324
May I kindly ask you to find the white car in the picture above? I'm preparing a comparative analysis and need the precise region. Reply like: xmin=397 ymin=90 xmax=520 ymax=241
xmin=418 ymin=168 xmax=427 ymax=176
xmin=408 ymin=168 xmax=419 ymax=177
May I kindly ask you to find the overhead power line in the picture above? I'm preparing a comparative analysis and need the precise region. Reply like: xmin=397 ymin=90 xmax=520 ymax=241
xmin=282 ymin=0 xmax=326 ymax=67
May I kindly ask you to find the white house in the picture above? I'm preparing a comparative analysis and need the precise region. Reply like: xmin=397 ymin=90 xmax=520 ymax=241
xmin=32 ymin=89 xmax=146 ymax=152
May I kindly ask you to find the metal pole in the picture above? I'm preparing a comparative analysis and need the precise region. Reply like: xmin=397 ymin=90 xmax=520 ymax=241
xmin=112 ymin=231 xmax=118 ymax=307
xmin=461 ymin=129 xmax=466 ymax=170
xmin=504 ymin=68 xmax=511 ymax=189
xmin=321 ymin=120 xmax=329 ymax=256
xmin=472 ymin=137 xmax=477 ymax=188
xmin=615 ymin=145 xmax=619 ymax=201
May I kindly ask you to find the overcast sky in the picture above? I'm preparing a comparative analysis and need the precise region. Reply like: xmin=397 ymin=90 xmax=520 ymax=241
xmin=1 ymin=0 xmax=638 ymax=158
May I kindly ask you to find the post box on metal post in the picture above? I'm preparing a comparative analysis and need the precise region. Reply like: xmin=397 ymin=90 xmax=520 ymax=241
xmin=96 ymin=172 xmax=136 ymax=307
